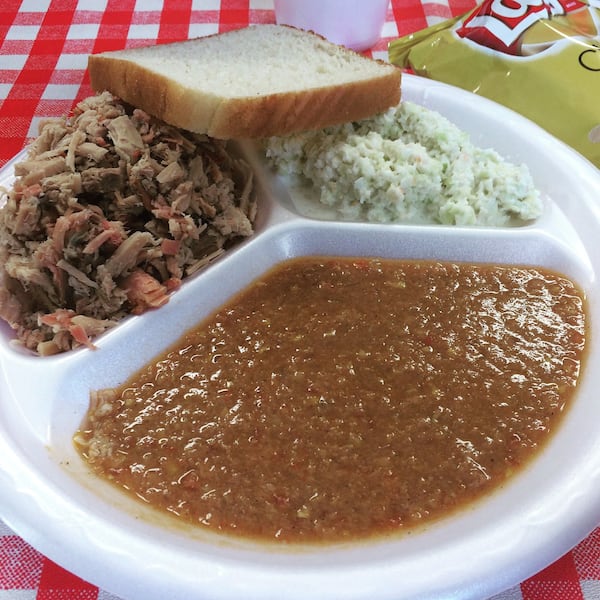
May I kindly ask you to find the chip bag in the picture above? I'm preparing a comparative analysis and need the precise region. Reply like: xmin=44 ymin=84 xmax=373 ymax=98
xmin=389 ymin=0 xmax=600 ymax=168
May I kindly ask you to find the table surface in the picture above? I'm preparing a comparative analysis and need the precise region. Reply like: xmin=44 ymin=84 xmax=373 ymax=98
xmin=0 ymin=1 xmax=599 ymax=599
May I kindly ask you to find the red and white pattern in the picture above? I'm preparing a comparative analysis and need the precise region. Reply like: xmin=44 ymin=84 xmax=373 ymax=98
xmin=0 ymin=1 xmax=598 ymax=598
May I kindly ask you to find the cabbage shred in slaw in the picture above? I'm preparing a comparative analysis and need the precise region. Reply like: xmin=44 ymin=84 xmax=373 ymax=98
xmin=265 ymin=101 xmax=542 ymax=226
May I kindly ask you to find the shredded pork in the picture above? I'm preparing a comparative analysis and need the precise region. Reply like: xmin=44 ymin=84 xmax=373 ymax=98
xmin=0 ymin=92 xmax=257 ymax=355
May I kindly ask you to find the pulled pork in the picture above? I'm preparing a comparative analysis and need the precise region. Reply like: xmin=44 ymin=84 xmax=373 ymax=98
xmin=0 ymin=92 xmax=256 ymax=355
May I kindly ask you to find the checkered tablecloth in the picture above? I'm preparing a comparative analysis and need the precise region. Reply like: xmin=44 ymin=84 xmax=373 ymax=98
xmin=0 ymin=1 xmax=599 ymax=599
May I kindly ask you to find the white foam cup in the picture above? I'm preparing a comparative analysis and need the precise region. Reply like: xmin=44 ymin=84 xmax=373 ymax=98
xmin=274 ymin=0 xmax=389 ymax=51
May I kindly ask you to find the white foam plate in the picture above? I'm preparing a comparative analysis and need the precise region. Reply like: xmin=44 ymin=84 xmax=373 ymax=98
xmin=0 ymin=74 xmax=599 ymax=600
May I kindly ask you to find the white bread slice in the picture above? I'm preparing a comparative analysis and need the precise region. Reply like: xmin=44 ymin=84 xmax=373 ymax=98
xmin=87 ymin=24 xmax=401 ymax=139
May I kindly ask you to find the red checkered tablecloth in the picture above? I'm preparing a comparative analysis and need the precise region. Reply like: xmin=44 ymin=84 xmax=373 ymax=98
xmin=0 ymin=1 xmax=599 ymax=599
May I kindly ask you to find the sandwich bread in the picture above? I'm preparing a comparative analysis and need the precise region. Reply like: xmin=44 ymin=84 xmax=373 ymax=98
xmin=88 ymin=24 xmax=401 ymax=139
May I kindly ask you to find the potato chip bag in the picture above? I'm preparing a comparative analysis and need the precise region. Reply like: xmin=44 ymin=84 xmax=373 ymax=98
xmin=389 ymin=0 xmax=600 ymax=168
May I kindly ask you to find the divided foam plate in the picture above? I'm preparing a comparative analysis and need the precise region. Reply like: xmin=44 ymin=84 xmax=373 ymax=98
xmin=0 ymin=75 xmax=599 ymax=600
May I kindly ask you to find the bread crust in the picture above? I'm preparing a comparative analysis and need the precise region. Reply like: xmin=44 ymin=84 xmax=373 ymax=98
xmin=208 ymin=73 xmax=401 ymax=138
xmin=88 ymin=56 xmax=220 ymax=133
xmin=87 ymin=28 xmax=402 ymax=139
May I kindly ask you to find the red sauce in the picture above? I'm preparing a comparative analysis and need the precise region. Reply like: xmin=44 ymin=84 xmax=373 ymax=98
xmin=75 ymin=257 xmax=587 ymax=543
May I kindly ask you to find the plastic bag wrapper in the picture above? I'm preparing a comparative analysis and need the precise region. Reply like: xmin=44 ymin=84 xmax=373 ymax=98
xmin=388 ymin=0 xmax=600 ymax=168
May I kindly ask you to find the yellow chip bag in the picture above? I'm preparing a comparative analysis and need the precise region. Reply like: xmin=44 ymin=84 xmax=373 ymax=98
xmin=389 ymin=0 xmax=600 ymax=168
